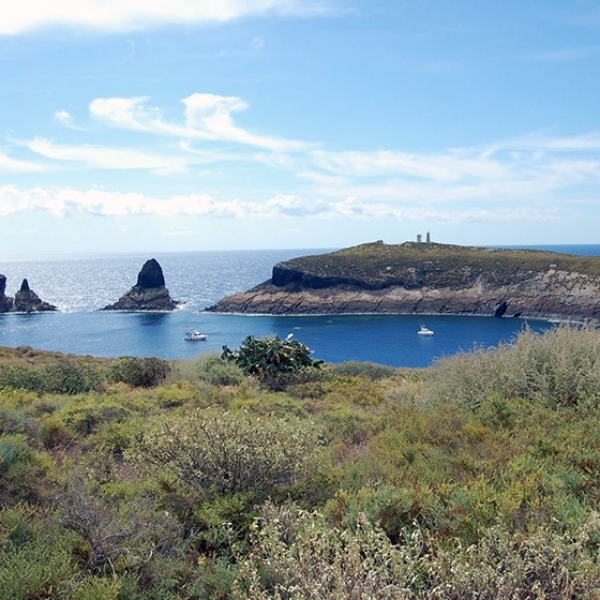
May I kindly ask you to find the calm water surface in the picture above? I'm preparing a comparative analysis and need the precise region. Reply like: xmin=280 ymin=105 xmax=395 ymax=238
xmin=0 ymin=245 xmax=597 ymax=367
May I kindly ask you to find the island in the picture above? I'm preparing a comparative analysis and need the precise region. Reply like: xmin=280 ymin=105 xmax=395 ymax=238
xmin=206 ymin=241 xmax=600 ymax=321
xmin=0 ymin=276 xmax=57 ymax=313
xmin=102 ymin=258 xmax=179 ymax=311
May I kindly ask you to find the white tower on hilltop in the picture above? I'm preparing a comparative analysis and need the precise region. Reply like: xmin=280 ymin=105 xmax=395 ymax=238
xmin=426 ymin=231 xmax=431 ymax=243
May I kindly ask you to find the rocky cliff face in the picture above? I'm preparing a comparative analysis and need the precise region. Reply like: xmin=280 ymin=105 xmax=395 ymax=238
xmin=206 ymin=242 xmax=600 ymax=322
xmin=102 ymin=258 xmax=179 ymax=311
xmin=0 ymin=275 xmax=57 ymax=313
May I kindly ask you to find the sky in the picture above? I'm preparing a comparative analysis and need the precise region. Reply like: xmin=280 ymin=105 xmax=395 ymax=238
xmin=1 ymin=1 xmax=600 ymax=257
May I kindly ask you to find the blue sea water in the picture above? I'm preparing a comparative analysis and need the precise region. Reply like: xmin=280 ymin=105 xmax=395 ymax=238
xmin=0 ymin=244 xmax=598 ymax=368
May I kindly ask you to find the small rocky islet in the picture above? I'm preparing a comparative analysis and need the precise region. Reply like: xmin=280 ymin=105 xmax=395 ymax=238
xmin=206 ymin=240 xmax=600 ymax=322
xmin=0 ymin=258 xmax=179 ymax=313
xmin=101 ymin=258 xmax=179 ymax=311
xmin=0 ymin=276 xmax=57 ymax=313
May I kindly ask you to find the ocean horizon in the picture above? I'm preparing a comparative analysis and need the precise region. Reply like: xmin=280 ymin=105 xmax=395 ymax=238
xmin=0 ymin=243 xmax=598 ymax=368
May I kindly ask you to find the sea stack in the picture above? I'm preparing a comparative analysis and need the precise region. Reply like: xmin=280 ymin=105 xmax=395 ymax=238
xmin=12 ymin=279 xmax=57 ymax=313
xmin=0 ymin=275 xmax=13 ymax=313
xmin=102 ymin=258 xmax=179 ymax=311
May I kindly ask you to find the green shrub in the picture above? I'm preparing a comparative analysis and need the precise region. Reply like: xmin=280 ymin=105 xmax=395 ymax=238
xmin=43 ymin=359 xmax=103 ymax=394
xmin=426 ymin=324 xmax=600 ymax=409
xmin=0 ymin=359 xmax=102 ymax=395
xmin=0 ymin=435 xmax=47 ymax=506
xmin=222 ymin=335 xmax=323 ymax=390
xmin=332 ymin=360 xmax=397 ymax=380
xmin=109 ymin=357 xmax=170 ymax=388
xmin=128 ymin=409 xmax=324 ymax=499
xmin=0 ymin=505 xmax=81 ymax=599
xmin=233 ymin=503 xmax=600 ymax=599
xmin=191 ymin=352 xmax=247 ymax=386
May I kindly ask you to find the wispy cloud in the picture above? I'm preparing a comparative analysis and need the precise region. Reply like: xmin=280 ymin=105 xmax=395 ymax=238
xmin=89 ymin=94 xmax=311 ymax=152
xmin=0 ymin=150 xmax=45 ymax=173
xmin=0 ymin=0 xmax=337 ymax=35
xmin=24 ymin=137 xmax=190 ymax=173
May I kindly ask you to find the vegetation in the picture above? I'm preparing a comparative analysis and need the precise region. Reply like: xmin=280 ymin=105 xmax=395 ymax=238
xmin=275 ymin=240 xmax=600 ymax=289
xmin=221 ymin=334 xmax=323 ymax=390
xmin=3 ymin=326 xmax=600 ymax=597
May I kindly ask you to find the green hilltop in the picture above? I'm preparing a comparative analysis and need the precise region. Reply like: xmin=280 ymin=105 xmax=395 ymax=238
xmin=274 ymin=240 xmax=600 ymax=289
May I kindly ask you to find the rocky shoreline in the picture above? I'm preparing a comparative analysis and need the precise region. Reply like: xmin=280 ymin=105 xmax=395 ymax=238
xmin=206 ymin=242 xmax=600 ymax=322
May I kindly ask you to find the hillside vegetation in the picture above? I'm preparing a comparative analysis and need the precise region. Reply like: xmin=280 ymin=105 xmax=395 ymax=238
xmin=3 ymin=326 xmax=600 ymax=597
xmin=273 ymin=241 xmax=600 ymax=289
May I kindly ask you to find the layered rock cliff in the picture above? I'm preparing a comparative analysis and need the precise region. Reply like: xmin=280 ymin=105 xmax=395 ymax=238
xmin=102 ymin=258 xmax=179 ymax=311
xmin=206 ymin=241 xmax=600 ymax=321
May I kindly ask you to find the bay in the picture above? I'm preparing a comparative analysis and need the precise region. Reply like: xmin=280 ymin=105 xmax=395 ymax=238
xmin=0 ymin=244 xmax=597 ymax=368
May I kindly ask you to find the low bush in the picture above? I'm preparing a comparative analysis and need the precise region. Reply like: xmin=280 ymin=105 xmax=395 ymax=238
xmin=188 ymin=352 xmax=247 ymax=386
xmin=109 ymin=356 xmax=170 ymax=388
xmin=332 ymin=360 xmax=397 ymax=380
xmin=234 ymin=502 xmax=600 ymax=599
xmin=426 ymin=324 xmax=600 ymax=409
xmin=128 ymin=409 xmax=324 ymax=499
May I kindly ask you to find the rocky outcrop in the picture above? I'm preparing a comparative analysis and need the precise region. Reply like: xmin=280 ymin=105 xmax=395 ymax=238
xmin=0 ymin=275 xmax=13 ymax=313
xmin=102 ymin=258 xmax=179 ymax=311
xmin=206 ymin=242 xmax=600 ymax=322
xmin=13 ymin=279 xmax=57 ymax=313
xmin=0 ymin=275 xmax=57 ymax=313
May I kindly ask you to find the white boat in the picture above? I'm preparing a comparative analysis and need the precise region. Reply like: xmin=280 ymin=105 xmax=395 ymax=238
xmin=184 ymin=330 xmax=207 ymax=341
xmin=418 ymin=324 xmax=434 ymax=336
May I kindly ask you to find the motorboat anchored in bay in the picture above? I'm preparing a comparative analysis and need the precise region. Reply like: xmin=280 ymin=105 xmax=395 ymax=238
xmin=184 ymin=330 xmax=207 ymax=341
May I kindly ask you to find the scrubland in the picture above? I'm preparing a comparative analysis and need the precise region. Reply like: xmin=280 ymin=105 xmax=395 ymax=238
xmin=3 ymin=325 xmax=600 ymax=598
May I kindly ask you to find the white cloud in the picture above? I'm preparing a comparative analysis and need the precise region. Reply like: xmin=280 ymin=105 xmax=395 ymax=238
xmin=90 ymin=94 xmax=310 ymax=152
xmin=0 ymin=185 xmax=566 ymax=226
xmin=0 ymin=0 xmax=335 ymax=35
xmin=309 ymin=149 xmax=509 ymax=182
xmin=24 ymin=137 xmax=189 ymax=173
xmin=0 ymin=150 xmax=45 ymax=173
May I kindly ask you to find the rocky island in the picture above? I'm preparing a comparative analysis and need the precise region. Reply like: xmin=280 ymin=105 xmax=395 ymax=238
xmin=0 ymin=276 xmax=57 ymax=313
xmin=102 ymin=258 xmax=179 ymax=311
xmin=206 ymin=241 xmax=600 ymax=322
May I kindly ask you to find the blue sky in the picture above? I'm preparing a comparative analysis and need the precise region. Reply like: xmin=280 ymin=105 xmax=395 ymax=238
xmin=2 ymin=1 xmax=600 ymax=256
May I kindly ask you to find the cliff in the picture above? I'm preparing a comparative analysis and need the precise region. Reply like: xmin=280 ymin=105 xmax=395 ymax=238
xmin=102 ymin=258 xmax=179 ymax=311
xmin=206 ymin=241 xmax=600 ymax=321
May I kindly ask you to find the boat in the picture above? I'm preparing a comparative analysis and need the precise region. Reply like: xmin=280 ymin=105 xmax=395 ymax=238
xmin=184 ymin=330 xmax=207 ymax=341
xmin=418 ymin=324 xmax=434 ymax=336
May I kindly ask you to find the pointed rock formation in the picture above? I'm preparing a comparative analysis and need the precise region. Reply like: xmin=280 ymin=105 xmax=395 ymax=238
xmin=0 ymin=276 xmax=57 ymax=313
xmin=102 ymin=258 xmax=179 ymax=311
xmin=0 ymin=275 xmax=13 ymax=313
xmin=12 ymin=279 xmax=57 ymax=313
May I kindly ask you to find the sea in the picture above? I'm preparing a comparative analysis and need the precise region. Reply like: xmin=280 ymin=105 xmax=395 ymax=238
xmin=0 ymin=244 xmax=598 ymax=368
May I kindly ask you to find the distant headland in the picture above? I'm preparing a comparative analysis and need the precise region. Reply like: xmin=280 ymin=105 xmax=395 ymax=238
xmin=206 ymin=240 xmax=600 ymax=322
